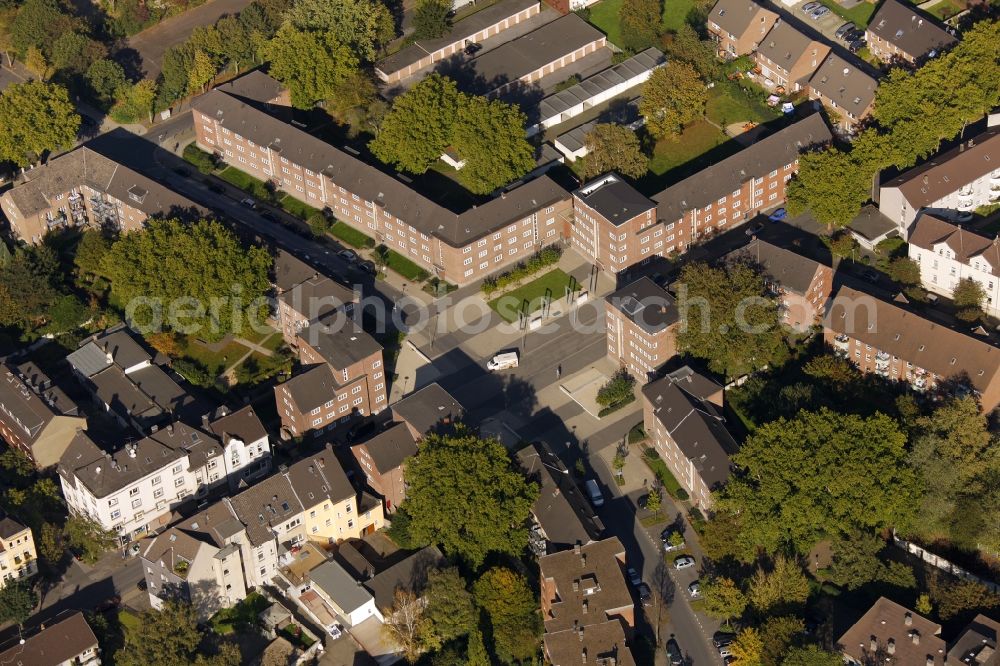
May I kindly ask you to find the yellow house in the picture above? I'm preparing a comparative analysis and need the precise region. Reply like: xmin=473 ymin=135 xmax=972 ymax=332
xmin=0 ymin=517 xmax=37 ymax=587
xmin=291 ymin=452 xmax=384 ymax=545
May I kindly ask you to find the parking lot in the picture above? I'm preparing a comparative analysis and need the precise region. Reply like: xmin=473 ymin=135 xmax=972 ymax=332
xmin=785 ymin=0 xmax=865 ymax=45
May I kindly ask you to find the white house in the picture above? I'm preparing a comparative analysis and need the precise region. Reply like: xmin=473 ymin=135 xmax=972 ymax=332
xmin=879 ymin=128 xmax=1000 ymax=236
xmin=908 ymin=213 xmax=1000 ymax=315
xmin=58 ymin=410 xmax=272 ymax=545
xmin=310 ymin=560 xmax=383 ymax=627
xmin=528 ymin=48 xmax=665 ymax=136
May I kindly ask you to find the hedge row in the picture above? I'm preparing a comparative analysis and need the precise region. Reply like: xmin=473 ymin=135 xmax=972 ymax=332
xmin=481 ymin=246 xmax=562 ymax=295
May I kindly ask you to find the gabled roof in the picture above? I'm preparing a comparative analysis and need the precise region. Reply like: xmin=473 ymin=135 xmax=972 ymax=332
xmin=538 ymin=537 xmax=632 ymax=633
xmin=866 ymin=0 xmax=957 ymax=59
xmin=756 ymin=21 xmax=821 ymax=71
xmin=653 ymin=114 xmax=832 ymax=223
xmin=808 ymin=53 xmax=880 ymax=116
xmin=0 ymin=516 xmax=28 ymax=540
xmin=215 ymin=71 xmax=287 ymax=108
xmin=191 ymin=89 xmax=569 ymax=247
xmin=67 ymin=329 xmax=151 ymax=377
xmin=882 ymin=129 xmax=1000 ymax=211
xmin=352 ymin=422 xmax=417 ymax=474
xmin=0 ymin=611 xmax=98 ymax=666
xmin=708 ymin=0 xmax=776 ymax=40
xmin=725 ymin=237 xmax=825 ymax=295
xmin=389 ymin=383 xmax=464 ymax=437
xmin=837 ymin=597 xmax=946 ymax=665
xmin=0 ymin=368 xmax=61 ymax=444
xmin=544 ymin=620 xmax=637 ymax=666
xmin=908 ymin=214 xmax=1000 ymax=275
xmin=363 ymin=545 xmax=444 ymax=611
xmin=827 ymin=285 xmax=1000 ymax=392
xmin=298 ymin=317 xmax=383 ymax=370
xmin=605 ymin=277 xmax=678 ymax=334
xmin=947 ymin=614 xmax=999 ymax=666
xmin=538 ymin=48 xmax=664 ymax=120
xmin=209 ymin=405 xmax=268 ymax=447
xmin=310 ymin=559 xmax=374 ymax=612
xmin=281 ymin=365 xmax=340 ymax=414
xmin=641 ymin=374 xmax=735 ymax=490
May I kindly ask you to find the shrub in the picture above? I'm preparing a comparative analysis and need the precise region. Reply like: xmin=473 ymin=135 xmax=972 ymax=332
xmin=596 ymin=370 xmax=636 ymax=407
xmin=172 ymin=357 xmax=214 ymax=387
xmin=183 ymin=144 xmax=218 ymax=174
xmin=597 ymin=393 xmax=636 ymax=417
xmin=481 ymin=246 xmax=562 ymax=295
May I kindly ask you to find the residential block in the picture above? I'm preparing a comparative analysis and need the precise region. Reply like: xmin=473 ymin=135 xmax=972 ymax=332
xmin=0 ymin=611 xmax=100 ymax=666
xmin=0 ymin=517 xmax=37 ymax=588
xmin=707 ymin=0 xmax=778 ymax=57
xmin=605 ymin=277 xmax=679 ymax=380
xmin=753 ymin=21 xmax=830 ymax=93
xmin=865 ymin=0 xmax=957 ymax=66
xmin=0 ymin=361 xmax=86 ymax=468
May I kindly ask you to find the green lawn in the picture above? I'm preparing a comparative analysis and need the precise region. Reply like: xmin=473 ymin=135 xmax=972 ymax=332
xmin=218 ymin=166 xmax=272 ymax=201
xmin=488 ymin=268 xmax=580 ymax=323
xmin=707 ymin=80 xmax=781 ymax=126
xmin=210 ymin=592 xmax=269 ymax=635
xmin=647 ymin=120 xmax=730 ymax=177
xmin=927 ymin=0 xmax=963 ymax=20
xmin=385 ymin=249 xmax=431 ymax=281
xmin=330 ymin=221 xmax=375 ymax=248
xmin=818 ymin=0 xmax=876 ymax=28
xmin=279 ymin=195 xmax=320 ymax=221
xmin=589 ymin=0 xmax=696 ymax=45
xmin=641 ymin=449 xmax=687 ymax=500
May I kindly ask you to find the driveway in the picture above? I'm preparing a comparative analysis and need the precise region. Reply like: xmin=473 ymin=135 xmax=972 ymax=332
xmin=125 ymin=0 xmax=255 ymax=78
xmin=786 ymin=0 xmax=856 ymax=41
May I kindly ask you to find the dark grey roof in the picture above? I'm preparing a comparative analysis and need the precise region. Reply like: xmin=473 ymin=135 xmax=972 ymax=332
xmin=574 ymin=174 xmax=656 ymax=226
xmin=848 ymin=204 xmax=897 ymax=241
xmin=68 ymin=329 xmax=152 ymax=377
xmin=12 ymin=362 xmax=78 ymax=416
xmin=377 ymin=0 xmax=539 ymax=74
xmin=516 ymin=442 xmax=603 ymax=550
xmin=209 ymin=406 xmax=267 ymax=446
xmin=653 ymin=113 xmax=832 ymax=223
xmin=299 ymin=317 xmax=382 ymax=369
xmin=538 ymin=48 xmax=664 ymax=120
xmin=274 ymin=250 xmax=320 ymax=292
xmin=0 ymin=611 xmax=98 ymax=666
xmin=390 ymin=383 xmax=464 ymax=436
xmin=215 ymin=71 xmax=286 ymax=107
xmin=605 ymin=277 xmax=678 ymax=334
xmin=466 ymin=14 xmax=605 ymax=94
xmin=641 ymin=374 xmax=736 ymax=490
xmin=947 ymin=614 xmax=999 ymax=666
xmin=0 ymin=516 xmax=27 ymax=540
xmin=6 ymin=147 xmax=199 ymax=218
xmin=808 ymin=53 xmax=879 ymax=116
xmin=725 ymin=238 xmax=824 ymax=295
xmin=310 ymin=559 xmax=374 ymax=611
xmin=353 ymin=423 xmax=417 ymax=474
xmin=0 ymin=368 xmax=59 ymax=444
xmin=281 ymin=364 xmax=341 ymax=413
xmin=129 ymin=365 xmax=194 ymax=415
xmin=363 ymin=546 xmax=444 ymax=611
xmin=273 ymin=250 xmax=357 ymax=314
xmin=554 ymin=101 xmax=641 ymax=154
xmin=866 ymin=0 xmax=957 ymax=59
xmin=755 ymin=21 xmax=817 ymax=71
xmin=88 ymin=366 xmax=160 ymax=420
xmin=708 ymin=0 xmax=775 ymax=41
xmin=191 ymin=90 xmax=569 ymax=247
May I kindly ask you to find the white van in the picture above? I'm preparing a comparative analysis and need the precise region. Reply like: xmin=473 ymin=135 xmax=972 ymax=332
xmin=487 ymin=352 xmax=519 ymax=371
xmin=585 ymin=479 xmax=604 ymax=507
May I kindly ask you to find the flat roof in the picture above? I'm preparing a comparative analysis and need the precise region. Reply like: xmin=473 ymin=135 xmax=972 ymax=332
xmin=538 ymin=48 xmax=664 ymax=120
xmin=574 ymin=174 xmax=656 ymax=226
xmin=554 ymin=100 xmax=640 ymax=153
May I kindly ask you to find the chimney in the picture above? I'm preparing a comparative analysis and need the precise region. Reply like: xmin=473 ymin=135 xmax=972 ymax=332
xmin=201 ymin=413 xmax=211 ymax=427
xmin=888 ymin=639 xmax=896 ymax=655
xmin=574 ymin=542 xmax=581 ymax=555
xmin=910 ymin=631 xmax=920 ymax=645
xmin=870 ymin=638 xmax=878 ymax=651
xmin=905 ymin=612 xmax=913 ymax=626
xmin=581 ymin=649 xmax=587 ymax=663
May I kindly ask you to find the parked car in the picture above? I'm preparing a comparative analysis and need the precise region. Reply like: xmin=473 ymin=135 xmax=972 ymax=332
xmin=674 ymin=555 xmax=696 ymax=570
xmin=845 ymin=27 xmax=865 ymax=41
xmin=809 ymin=6 xmax=830 ymax=19
xmin=464 ymin=42 xmax=482 ymax=56
xmin=745 ymin=222 xmax=764 ymax=236
xmin=713 ymin=631 xmax=737 ymax=648
xmin=666 ymin=638 xmax=683 ymax=665
xmin=585 ymin=479 xmax=605 ymax=508
xmin=688 ymin=581 xmax=701 ymax=598
xmin=860 ymin=267 xmax=879 ymax=283
xmin=848 ymin=38 xmax=866 ymax=53
xmin=768 ymin=207 xmax=787 ymax=221
xmin=260 ymin=211 xmax=277 ymax=222
xmin=720 ymin=646 xmax=734 ymax=658
xmin=800 ymin=1 xmax=820 ymax=12
xmin=338 ymin=249 xmax=358 ymax=262
xmin=487 ymin=351 xmax=519 ymax=371
xmin=240 ymin=197 xmax=257 ymax=209
xmin=328 ymin=623 xmax=343 ymax=639
xmin=835 ymin=21 xmax=856 ymax=39
xmin=173 ymin=166 xmax=191 ymax=177
xmin=357 ymin=261 xmax=377 ymax=275
xmin=661 ymin=528 xmax=685 ymax=551
xmin=636 ymin=583 xmax=652 ymax=606
xmin=627 ymin=567 xmax=642 ymax=587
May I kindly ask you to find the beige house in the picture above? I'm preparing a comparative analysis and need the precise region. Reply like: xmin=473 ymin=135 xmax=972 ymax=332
xmin=0 ymin=517 xmax=37 ymax=588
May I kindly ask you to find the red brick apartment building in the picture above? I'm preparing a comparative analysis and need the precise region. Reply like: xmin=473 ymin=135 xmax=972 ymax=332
xmin=0 ymin=362 xmax=86 ymax=468
xmin=605 ymin=277 xmax=679 ymax=380
xmin=191 ymin=88 xmax=572 ymax=286
xmin=826 ymin=286 xmax=1000 ymax=411
xmin=0 ymin=146 xmax=200 ymax=245
xmin=806 ymin=53 xmax=879 ymax=134
xmin=276 ymin=317 xmax=386 ymax=438
xmin=707 ymin=0 xmax=778 ymax=57
xmin=753 ymin=21 xmax=830 ymax=93
xmin=375 ymin=0 xmax=541 ymax=84
xmin=350 ymin=422 xmax=417 ymax=512
xmin=725 ymin=237 xmax=833 ymax=330
xmin=571 ymin=173 xmax=658 ymax=275
xmin=539 ymin=538 xmax=637 ymax=666
xmin=642 ymin=366 xmax=734 ymax=509
xmin=273 ymin=250 xmax=357 ymax=347
xmin=865 ymin=0 xmax=957 ymax=66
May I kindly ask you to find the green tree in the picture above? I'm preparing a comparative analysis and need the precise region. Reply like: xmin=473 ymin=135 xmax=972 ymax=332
xmin=583 ymin=123 xmax=648 ymax=179
xmin=398 ymin=428 xmax=538 ymax=567
xmin=928 ymin=572 xmax=1000 ymax=621
xmin=640 ymin=61 xmax=706 ymax=140
xmin=38 ymin=521 xmax=64 ymax=567
xmin=828 ymin=531 xmax=915 ymax=591
xmin=112 ymin=79 xmax=158 ymax=124
xmin=452 ymin=94 xmax=535 ymax=195
xmin=720 ymin=409 xmax=920 ymax=557
xmin=781 ymin=646 xmax=842 ymax=666
xmin=0 ymin=248 xmax=60 ymax=332
xmin=74 ymin=230 xmax=113 ymax=278
xmin=156 ymin=44 xmax=194 ymax=110
xmin=86 ymin=58 xmax=128 ymax=107
xmin=645 ymin=487 xmax=661 ymax=518
xmin=264 ymin=24 xmax=359 ymax=108
xmin=474 ymin=567 xmax=541 ymax=664
xmin=886 ymin=256 xmax=920 ymax=285
xmin=786 ymin=146 xmax=872 ymax=229
xmin=953 ymin=277 xmax=985 ymax=314
xmin=760 ymin=616 xmax=804 ymax=666
xmin=619 ymin=0 xmax=662 ymax=51
xmin=64 ymin=514 xmax=118 ymax=563
xmin=285 ymin=0 xmax=394 ymax=61
xmin=701 ymin=577 xmax=747 ymax=629
xmin=466 ymin=627 xmax=490 ymax=666
xmin=0 ymin=80 xmax=80 ymax=166
xmin=674 ymin=260 xmax=785 ymax=378
xmin=915 ymin=593 xmax=932 ymax=616
xmin=186 ymin=49 xmax=217 ymax=95
xmin=369 ymin=74 xmax=461 ymax=174
xmin=424 ymin=567 xmax=477 ymax=643
xmin=748 ymin=556 xmax=809 ymax=616
xmin=730 ymin=627 xmax=764 ymax=666
xmin=101 ymin=219 xmax=272 ymax=343
xmin=413 ymin=0 xmax=451 ymax=39
xmin=661 ymin=24 xmax=722 ymax=80
xmin=116 ymin=599 xmax=239 ymax=666
xmin=50 ymin=31 xmax=104 ymax=74
xmin=10 ymin=0 xmax=75 ymax=56
xmin=0 ymin=580 xmax=35 ymax=626
xmin=596 ymin=371 xmax=635 ymax=407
